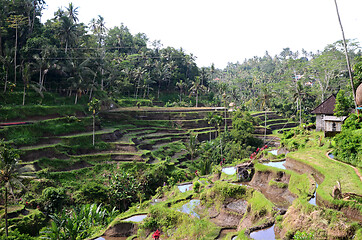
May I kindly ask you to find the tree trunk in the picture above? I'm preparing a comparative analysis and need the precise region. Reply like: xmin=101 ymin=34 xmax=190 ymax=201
xmin=334 ymin=0 xmax=358 ymax=110
xmin=5 ymin=187 xmax=8 ymax=237
xmin=39 ymin=66 xmax=42 ymax=85
xmin=101 ymin=68 xmax=104 ymax=91
xmin=4 ymin=69 xmax=8 ymax=93
xmin=22 ymin=84 xmax=26 ymax=105
xmin=74 ymin=91 xmax=78 ymax=104
xmin=92 ymin=113 xmax=95 ymax=146
xmin=196 ymin=92 xmax=198 ymax=107
xmin=14 ymin=26 xmax=18 ymax=85
xmin=299 ymin=99 xmax=302 ymax=125
xmin=264 ymin=110 xmax=267 ymax=143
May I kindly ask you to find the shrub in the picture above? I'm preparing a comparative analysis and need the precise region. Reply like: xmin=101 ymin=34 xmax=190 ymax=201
xmin=41 ymin=187 xmax=68 ymax=213
xmin=193 ymin=182 xmax=200 ymax=193
xmin=14 ymin=210 xmax=47 ymax=236
xmin=74 ymin=181 xmax=109 ymax=204
xmin=293 ymin=230 xmax=314 ymax=240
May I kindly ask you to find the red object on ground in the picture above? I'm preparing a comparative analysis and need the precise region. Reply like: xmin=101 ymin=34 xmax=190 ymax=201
xmin=0 ymin=122 xmax=28 ymax=126
xmin=256 ymin=148 xmax=260 ymax=152
xmin=264 ymin=145 xmax=268 ymax=148
xmin=152 ymin=229 xmax=160 ymax=239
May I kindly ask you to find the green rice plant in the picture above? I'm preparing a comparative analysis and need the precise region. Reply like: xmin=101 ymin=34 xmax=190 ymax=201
xmin=268 ymin=179 xmax=288 ymax=188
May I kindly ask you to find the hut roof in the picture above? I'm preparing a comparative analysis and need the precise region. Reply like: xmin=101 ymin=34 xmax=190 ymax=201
xmin=311 ymin=95 xmax=336 ymax=115
xmin=357 ymin=83 xmax=362 ymax=106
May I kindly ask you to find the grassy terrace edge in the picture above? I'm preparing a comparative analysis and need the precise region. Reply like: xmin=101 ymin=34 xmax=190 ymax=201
xmin=287 ymin=148 xmax=362 ymax=210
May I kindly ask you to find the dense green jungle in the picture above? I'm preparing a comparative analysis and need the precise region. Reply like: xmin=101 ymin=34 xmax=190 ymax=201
xmin=0 ymin=1 xmax=361 ymax=239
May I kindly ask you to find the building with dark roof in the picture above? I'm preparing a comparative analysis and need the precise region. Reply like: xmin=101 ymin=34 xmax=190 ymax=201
xmin=311 ymin=95 xmax=346 ymax=136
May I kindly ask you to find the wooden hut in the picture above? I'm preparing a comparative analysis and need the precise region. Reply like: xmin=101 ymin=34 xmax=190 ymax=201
xmin=311 ymin=95 xmax=337 ymax=132
xmin=311 ymin=95 xmax=348 ymax=136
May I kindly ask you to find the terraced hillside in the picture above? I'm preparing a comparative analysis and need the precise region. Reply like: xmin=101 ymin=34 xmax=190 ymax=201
xmin=0 ymin=107 xmax=234 ymax=177
xmin=252 ymin=111 xmax=298 ymax=147
xmin=0 ymin=108 xmax=296 ymax=176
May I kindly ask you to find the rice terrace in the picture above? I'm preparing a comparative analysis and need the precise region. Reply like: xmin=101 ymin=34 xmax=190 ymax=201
xmin=0 ymin=1 xmax=362 ymax=240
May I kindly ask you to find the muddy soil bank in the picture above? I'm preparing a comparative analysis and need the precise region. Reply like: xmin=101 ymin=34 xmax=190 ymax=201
xmin=101 ymin=222 xmax=138 ymax=239
xmin=275 ymin=205 xmax=356 ymax=239
xmin=198 ymin=199 xmax=248 ymax=228
xmin=284 ymin=157 xmax=325 ymax=184
xmin=248 ymin=170 xmax=296 ymax=208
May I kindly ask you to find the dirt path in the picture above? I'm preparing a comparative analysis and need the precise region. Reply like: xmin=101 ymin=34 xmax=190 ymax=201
xmin=326 ymin=150 xmax=362 ymax=182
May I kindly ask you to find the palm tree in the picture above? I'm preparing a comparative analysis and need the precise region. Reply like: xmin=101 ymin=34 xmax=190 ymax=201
xmin=0 ymin=142 xmax=32 ymax=237
xmin=293 ymin=81 xmax=306 ymax=125
xmin=6 ymin=15 xmax=27 ymax=84
xmin=66 ymin=3 xmax=79 ymax=23
xmin=65 ymin=58 xmax=95 ymax=104
xmin=189 ymin=77 xmax=207 ymax=107
xmin=184 ymin=131 xmax=199 ymax=162
xmin=88 ymin=98 xmax=100 ymax=146
xmin=59 ymin=16 xmax=78 ymax=53
xmin=176 ymin=80 xmax=186 ymax=103
xmin=0 ymin=49 xmax=12 ymax=93
xmin=334 ymin=0 xmax=357 ymax=110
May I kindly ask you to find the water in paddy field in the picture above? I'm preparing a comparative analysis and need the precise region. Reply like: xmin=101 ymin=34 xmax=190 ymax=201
xmin=178 ymin=183 xmax=193 ymax=192
xmin=178 ymin=199 xmax=200 ymax=218
xmin=122 ymin=214 xmax=147 ymax=222
xmin=222 ymin=166 xmax=236 ymax=175
xmin=262 ymin=160 xmax=286 ymax=170
xmin=268 ymin=149 xmax=278 ymax=155
xmin=308 ymin=182 xmax=319 ymax=206
xmin=94 ymin=237 xmax=128 ymax=240
xmin=249 ymin=224 xmax=276 ymax=240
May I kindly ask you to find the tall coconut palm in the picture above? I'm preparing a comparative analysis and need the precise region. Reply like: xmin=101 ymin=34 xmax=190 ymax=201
xmin=189 ymin=77 xmax=207 ymax=107
xmin=66 ymin=3 xmax=79 ymax=23
xmin=88 ymin=98 xmax=100 ymax=146
xmin=334 ymin=0 xmax=357 ymax=110
xmin=59 ymin=16 xmax=78 ymax=53
xmin=293 ymin=81 xmax=306 ymax=125
xmin=6 ymin=15 xmax=27 ymax=84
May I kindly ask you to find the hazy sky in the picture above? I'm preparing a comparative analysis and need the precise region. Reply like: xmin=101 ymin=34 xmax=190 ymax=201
xmin=41 ymin=0 xmax=362 ymax=69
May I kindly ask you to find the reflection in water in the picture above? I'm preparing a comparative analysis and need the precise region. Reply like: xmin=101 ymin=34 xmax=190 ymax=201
xmin=178 ymin=183 xmax=193 ymax=193
xmin=268 ymin=149 xmax=278 ymax=155
xmin=178 ymin=199 xmax=200 ymax=218
xmin=123 ymin=214 xmax=147 ymax=222
xmin=263 ymin=161 xmax=286 ymax=170
xmin=222 ymin=167 xmax=236 ymax=175
xmin=250 ymin=225 xmax=275 ymax=240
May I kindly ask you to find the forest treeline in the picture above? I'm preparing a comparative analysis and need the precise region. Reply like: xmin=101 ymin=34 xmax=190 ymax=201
xmin=1 ymin=0 xmax=362 ymax=120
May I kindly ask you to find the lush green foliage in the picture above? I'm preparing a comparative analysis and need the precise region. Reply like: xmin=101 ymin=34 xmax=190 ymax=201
xmin=293 ymin=230 xmax=315 ymax=240
xmin=333 ymin=114 xmax=362 ymax=167
xmin=334 ymin=90 xmax=352 ymax=116
xmin=41 ymin=203 xmax=117 ymax=240
xmin=109 ymin=171 xmax=141 ymax=210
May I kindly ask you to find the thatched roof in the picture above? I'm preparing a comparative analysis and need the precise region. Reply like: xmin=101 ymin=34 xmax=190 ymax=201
xmin=311 ymin=95 xmax=336 ymax=115
xmin=357 ymin=83 xmax=362 ymax=107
